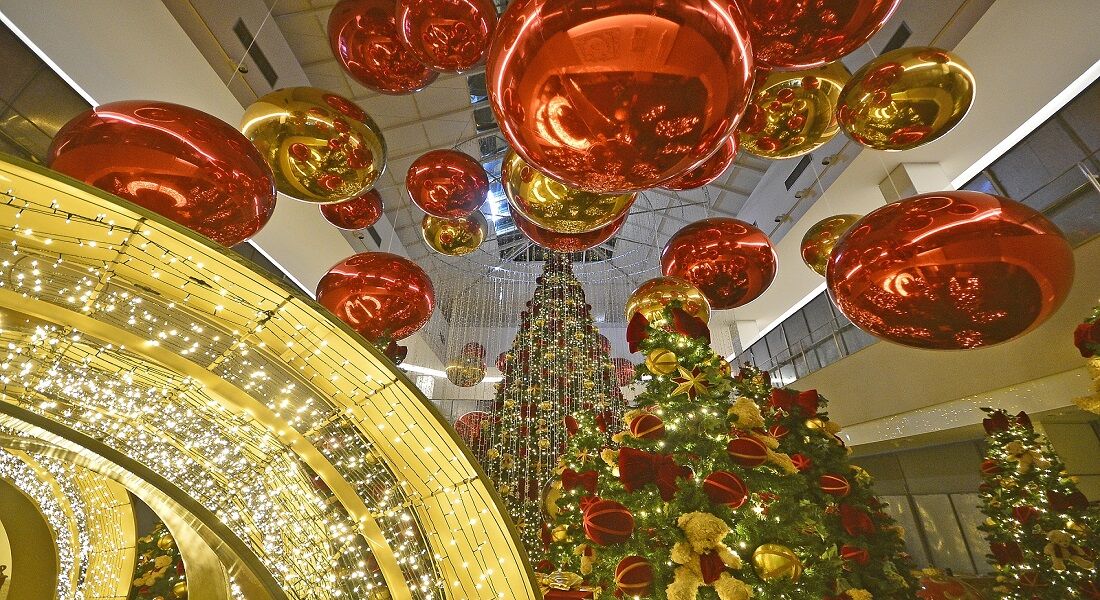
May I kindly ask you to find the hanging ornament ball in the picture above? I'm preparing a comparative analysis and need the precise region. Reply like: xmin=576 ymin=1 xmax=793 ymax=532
xmin=917 ymin=570 xmax=986 ymax=600
xmin=661 ymin=218 xmax=777 ymax=310
xmin=800 ymin=214 xmax=861 ymax=276
xmin=703 ymin=471 xmax=749 ymax=509
xmin=486 ymin=0 xmax=756 ymax=194
xmin=827 ymin=191 xmax=1074 ymax=350
xmin=727 ymin=435 xmax=768 ymax=467
xmin=421 ymin=211 xmax=487 ymax=256
xmin=316 ymin=251 xmax=435 ymax=343
xmin=446 ymin=355 xmax=486 ymax=386
xmin=328 ymin=0 xmax=439 ymax=94
xmin=629 ymin=413 xmax=665 ymax=440
xmin=818 ymin=473 xmax=851 ymax=497
xmin=743 ymin=0 xmax=900 ymax=70
xmin=739 ymin=62 xmax=850 ymax=159
xmin=583 ymin=498 xmax=634 ymax=546
xmin=454 ymin=411 xmax=490 ymax=448
xmin=395 ymin=0 xmax=497 ymax=73
xmin=615 ymin=556 xmax=654 ymax=597
xmin=626 ymin=277 xmax=710 ymax=326
xmin=837 ymin=47 xmax=975 ymax=151
xmin=407 ymin=149 xmax=489 ymax=218
xmin=510 ymin=205 xmax=627 ymax=252
xmin=48 ymin=101 xmax=277 ymax=247
xmin=502 ymin=150 xmax=636 ymax=234
xmin=320 ymin=189 xmax=384 ymax=230
xmin=752 ymin=544 xmax=803 ymax=582
xmin=611 ymin=358 xmax=635 ymax=387
xmin=157 ymin=533 xmax=175 ymax=551
xmin=171 ymin=581 xmax=188 ymax=599
xmin=644 ymin=348 xmax=679 ymax=376
xmin=540 ymin=478 xmax=563 ymax=521
xmin=241 ymin=87 xmax=386 ymax=204
xmin=462 ymin=342 xmax=487 ymax=359
xmin=661 ymin=135 xmax=738 ymax=192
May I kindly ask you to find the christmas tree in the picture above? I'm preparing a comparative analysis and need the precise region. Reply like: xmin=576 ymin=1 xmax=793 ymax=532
xmin=130 ymin=522 xmax=187 ymax=599
xmin=735 ymin=364 xmax=918 ymax=600
xmin=978 ymin=408 xmax=1100 ymax=598
xmin=481 ymin=253 xmax=624 ymax=563
xmin=546 ymin=299 xmax=842 ymax=600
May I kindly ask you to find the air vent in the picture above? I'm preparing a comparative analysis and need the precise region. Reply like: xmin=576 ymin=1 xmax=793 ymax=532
xmin=881 ymin=22 xmax=911 ymax=53
xmin=233 ymin=19 xmax=278 ymax=87
xmin=784 ymin=155 xmax=813 ymax=190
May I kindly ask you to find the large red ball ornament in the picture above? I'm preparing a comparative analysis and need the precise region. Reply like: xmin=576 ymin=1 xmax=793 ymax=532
xmin=662 ymin=218 xmax=777 ymax=310
xmin=703 ymin=471 xmax=749 ymax=509
xmin=818 ymin=473 xmax=851 ymax=497
xmin=396 ymin=0 xmax=497 ymax=72
xmin=510 ymin=206 xmax=627 ymax=252
xmin=454 ymin=410 xmax=490 ymax=448
xmin=743 ymin=0 xmax=901 ymax=70
xmin=486 ymin=0 xmax=756 ymax=194
xmin=329 ymin=0 xmax=439 ymax=94
xmin=615 ymin=556 xmax=654 ymax=597
xmin=661 ymin=136 xmax=738 ymax=192
xmin=583 ymin=499 xmax=634 ymax=545
xmin=320 ymin=189 xmax=384 ymax=230
xmin=48 ymin=101 xmax=276 ymax=247
xmin=827 ymin=191 xmax=1074 ymax=350
xmin=407 ymin=150 xmax=489 ymax=218
xmin=727 ymin=436 xmax=768 ymax=467
xmin=316 ymin=251 xmax=435 ymax=342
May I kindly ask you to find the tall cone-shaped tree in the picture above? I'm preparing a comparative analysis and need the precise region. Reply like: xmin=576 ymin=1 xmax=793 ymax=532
xmin=734 ymin=364 xmax=918 ymax=600
xmin=481 ymin=253 xmax=625 ymax=563
xmin=546 ymin=299 xmax=841 ymax=600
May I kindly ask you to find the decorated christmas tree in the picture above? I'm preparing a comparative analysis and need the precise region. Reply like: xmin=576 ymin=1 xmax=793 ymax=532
xmin=545 ymin=299 xmax=842 ymax=600
xmin=481 ymin=253 xmax=624 ymax=562
xmin=130 ymin=522 xmax=187 ymax=599
xmin=735 ymin=364 xmax=918 ymax=599
xmin=1074 ymin=302 xmax=1100 ymax=415
xmin=978 ymin=408 xmax=1100 ymax=598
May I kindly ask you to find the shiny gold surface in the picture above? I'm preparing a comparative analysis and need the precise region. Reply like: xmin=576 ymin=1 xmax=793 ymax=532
xmin=624 ymin=276 xmax=710 ymax=325
xmin=422 ymin=211 xmax=487 ymax=256
xmin=800 ymin=214 xmax=862 ymax=277
xmin=739 ymin=62 xmax=849 ymax=159
xmin=502 ymin=151 xmax=635 ymax=234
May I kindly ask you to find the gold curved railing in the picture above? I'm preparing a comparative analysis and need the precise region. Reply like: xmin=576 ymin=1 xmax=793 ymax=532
xmin=0 ymin=154 xmax=537 ymax=600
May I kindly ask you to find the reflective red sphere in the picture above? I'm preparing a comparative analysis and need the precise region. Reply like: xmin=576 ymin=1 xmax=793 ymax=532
xmin=396 ymin=0 xmax=497 ymax=72
xmin=407 ymin=150 xmax=490 ymax=218
xmin=662 ymin=136 xmax=738 ymax=191
xmin=743 ymin=0 xmax=901 ymax=70
xmin=486 ymin=0 xmax=756 ymax=193
xmin=320 ymin=189 xmax=384 ymax=230
xmin=510 ymin=205 xmax=627 ymax=252
xmin=661 ymin=218 xmax=777 ymax=310
xmin=329 ymin=0 xmax=439 ymax=94
xmin=316 ymin=251 xmax=435 ymax=342
xmin=48 ymin=101 xmax=276 ymax=247
xmin=827 ymin=191 xmax=1074 ymax=350
xmin=454 ymin=410 xmax=490 ymax=449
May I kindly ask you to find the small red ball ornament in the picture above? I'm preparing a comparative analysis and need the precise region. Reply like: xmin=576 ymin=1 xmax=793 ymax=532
xmin=615 ymin=556 xmax=654 ymax=597
xmin=48 ymin=101 xmax=276 ymax=247
xmin=629 ymin=413 xmax=665 ymax=440
xmin=316 ymin=251 xmax=435 ymax=342
xmin=980 ymin=459 xmax=1001 ymax=476
xmin=727 ymin=436 xmax=768 ymax=467
xmin=819 ymin=473 xmax=851 ymax=497
xmin=328 ymin=0 xmax=439 ymax=94
xmin=486 ymin=0 xmax=756 ymax=193
xmin=583 ymin=499 xmax=634 ymax=546
xmin=662 ymin=136 xmax=738 ymax=191
xmin=827 ymin=191 xmax=1074 ymax=350
xmin=840 ymin=545 xmax=870 ymax=565
xmin=407 ymin=150 xmax=489 ymax=218
xmin=743 ymin=0 xmax=901 ymax=70
xmin=790 ymin=453 xmax=813 ymax=472
xmin=320 ymin=189 xmax=384 ymax=230
xmin=703 ymin=471 xmax=749 ymax=509
xmin=662 ymin=217 xmax=778 ymax=310
xmin=511 ymin=207 xmax=627 ymax=252
xmin=396 ymin=0 xmax=497 ymax=72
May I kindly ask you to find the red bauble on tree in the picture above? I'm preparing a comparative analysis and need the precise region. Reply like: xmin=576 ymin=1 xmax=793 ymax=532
xmin=511 ymin=208 xmax=627 ymax=252
xmin=661 ymin=136 xmax=738 ymax=191
xmin=328 ymin=0 xmax=439 ymax=94
xmin=407 ymin=150 xmax=489 ymax=218
xmin=615 ymin=556 xmax=654 ymax=596
xmin=840 ymin=544 xmax=871 ymax=565
xmin=48 ymin=101 xmax=276 ymax=247
xmin=743 ymin=0 xmax=901 ymax=70
xmin=819 ymin=473 xmax=851 ymax=497
xmin=316 ymin=251 xmax=435 ymax=343
xmin=827 ymin=191 xmax=1074 ymax=350
xmin=727 ymin=435 xmax=768 ymax=467
xmin=703 ymin=471 xmax=749 ymax=509
xmin=396 ymin=0 xmax=497 ymax=72
xmin=486 ymin=0 xmax=755 ymax=194
xmin=629 ymin=413 xmax=665 ymax=440
xmin=662 ymin=217 xmax=778 ymax=310
xmin=583 ymin=498 xmax=634 ymax=546
xmin=320 ymin=189 xmax=384 ymax=230
xmin=454 ymin=411 xmax=489 ymax=448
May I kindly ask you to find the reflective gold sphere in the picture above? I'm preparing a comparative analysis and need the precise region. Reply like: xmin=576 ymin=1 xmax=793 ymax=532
xmin=541 ymin=478 xmax=562 ymax=521
xmin=241 ymin=87 xmax=387 ymax=203
xmin=752 ymin=543 xmax=803 ymax=582
xmin=625 ymin=276 xmax=710 ymax=325
xmin=171 ymin=580 xmax=188 ymax=599
xmin=421 ymin=211 xmax=487 ymax=256
xmin=800 ymin=214 xmax=862 ymax=276
xmin=446 ymin=355 xmax=485 ymax=387
xmin=837 ymin=47 xmax=975 ymax=151
xmin=502 ymin=150 xmax=635 ymax=234
xmin=739 ymin=62 xmax=850 ymax=159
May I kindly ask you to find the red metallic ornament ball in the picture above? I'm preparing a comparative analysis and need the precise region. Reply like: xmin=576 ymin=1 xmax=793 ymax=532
xmin=406 ymin=150 xmax=489 ymax=218
xmin=486 ymin=0 xmax=756 ymax=193
xmin=316 ymin=251 xmax=435 ymax=343
xmin=48 ymin=101 xmax=276 ymax=247
xmin=743 ymin=0 xmax=901 ymax=70
xmin=396 ymin=0 xmax=497 ymax=72
xmin=320 ymin=189 xmax=384 ymax=230
xmin=583 ymin=498 xmax=634 ymax=545
xmin=329 ymin=0 xmax=439 ymax=94
xmin=662 ymin=217 xmax=777 ymax=310
xmin=629 ymin=413 xmax=665 ymax=440
xmin=454 ymin=411 xmax=490 ymax=449
xmin=662 ymin=136 xmax=738 ymax=192
xmin=818 ymin=473 xmax=851 ymax=497
xmin=511 ymin=207 xmax=626 ymax=252
xmin=615 ymin=556 xmax=654 ymax=597
xmin=827 ymin=191 xmax=1074 ymax=350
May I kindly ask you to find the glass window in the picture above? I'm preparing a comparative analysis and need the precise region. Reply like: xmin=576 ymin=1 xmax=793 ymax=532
xmin=912 ymin=494 xmax=977 ymax=574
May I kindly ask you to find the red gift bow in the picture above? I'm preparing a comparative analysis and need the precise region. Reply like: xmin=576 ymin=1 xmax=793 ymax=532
xmin=982 ymin=410 xmax=1032 ymax=435
xmin=618 ymin=447 xmax=690 ymax=501
xmin=564 ymin=415 xmax=579 ymax=435
xmin=1049 ymin=489 xmax=1089 ymax=512
xmin=841 ymin=544 xmax=870 ymax=565
xmin=670 ymin=306 xmax=710 ymax=342
xmin=989 ymin=541 xmax=1023 ymax=564
xmin=768 ymin=387 xmax=820 ymax=416
xmin=1075 ymin=322 xmax=1100 ymax=358
xmin=699 ymin=550 xmax=725 ymax=584
xmin=561 ymin=469 xmax=598 ymax=494
xmin=626 ymin=312 xmax=649 ymax=353
xmin=839 ymin=503 xmax=876 ymax=537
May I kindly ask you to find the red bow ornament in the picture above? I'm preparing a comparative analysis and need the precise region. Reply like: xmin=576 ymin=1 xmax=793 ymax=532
xmin=561 ymin=469 xmax=598 ymax=494
xmin=618 ymin=447 xmax=690 ymax=501
xmin=768 ymin=387 xmax=820 ymax=416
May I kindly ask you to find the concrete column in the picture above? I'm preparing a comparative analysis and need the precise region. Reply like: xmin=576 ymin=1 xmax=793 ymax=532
xmin=879 ymin=163 xmax=953 ymax=203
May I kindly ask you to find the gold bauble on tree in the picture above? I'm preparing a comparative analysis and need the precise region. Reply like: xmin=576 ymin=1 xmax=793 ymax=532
xmin=800 ymin=214 xmax=862 ymax=276
xmin=837 ymin=47 xmax=975 ymax=151
xmin=739 ymin=62 xmax=850 ymax=159
xmin=625 ymin=276 xmax=710 ymax=325
xmin=156 ymin=532 xmax=175 ymax=551
xmin=645 ymin=348 xmax=679 ymax=375
xmin=541 ymin=478 xmax=563 ymax=521
xmin=171 ymin=580 xmax=188 ymax=599
xmin=421 ymin=211 xmax=487 ymax=256
xmin=752 ymin=543 xmax=803 ymax=581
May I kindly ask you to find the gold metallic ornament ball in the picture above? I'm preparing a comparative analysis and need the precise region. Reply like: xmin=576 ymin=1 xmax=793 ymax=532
xmin=171 ymin=580 xmax=188 ymax=599
xmin=837 ymin=47 xmax=975 ymax=151
xmin=645 ymin=348 xmax=679 ymax=376
xmin=241 ymin=86 xmax=387 ymax=203
xmin=156 ymin=533 xmax=175 ymax=551
xmin=421 ymin=211 xmax=487 ymax=256
xmin=752 ymin=543 xmax=803 ymax=582
xmin=541 ymin=478 xmax=562 ymax=521
xmin=739 ymin=61 xmax=850 ymax=159
xmin=800 ymin=214 xmax=862 ymax=277
xmin=446 ymin=355 xmax=486 ymax=387
xmin=625 ymin=276 xmax=710 ymax=325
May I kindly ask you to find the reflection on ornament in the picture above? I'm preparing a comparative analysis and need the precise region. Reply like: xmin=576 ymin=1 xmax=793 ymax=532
xmin=752 ymin=543 xmax=803 ymax=581
xmin=421 ymin=211 xmax=487 ymax=256
xmin=838 ymin=47 xmax=975 ymax=151
xmin=241 ymin=87 xmax=386 ymax=203
xmin=171 ymin=580 xmax=188 ymax=599
xmin=486 ymin=0 xmax=755 ymax=193
xmin=827 ymin=191 xmax=1074 ymax=349
xmin=739 ymin=63 xmax=850 ymax=159
xmin=316 ymin=251 xmax=435 ymax=342
xmin=541 ymin=478 xmax=562 ymax=521
xmin=661 ymin=218 xmax=777 ymax=310
xmin=625 ymin=277 xmax=710 ymax=325
xmin=744 ymin=0 xmax=900 ymax=69
xmin=396 ymin=0 xmax=497 ymax=72
xmin=801 ymin=214 xmax=861 ymax=276
xmin=510 ymin=205 xmax=627 ymax=252
xmin=454 ymin=411 xmax=490 ymax=448
xmin=661 ymin=136 xmax=738 ymax=191
xmin=645 ymin=348 xmax=679 ymax=375
xmin=328 ymin=0 xmax=439 ymax=94
xmin=502 ymin=150 xmax=635 ymax=233
xmin=320 ymin=189 xmax=384 ymax=230
xmin=462 ymin=342 xmax=487 ymax=359
xmin=407 ymin=149 xmax=490 ymax=218
xmin=447 ymin=355 xmax=487 ymax=387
